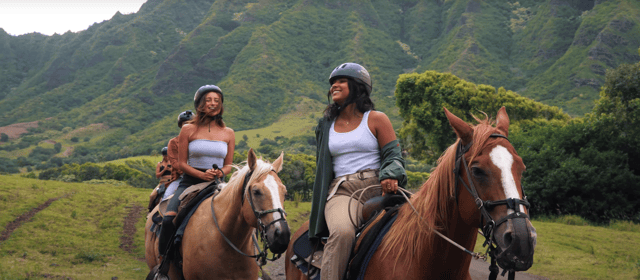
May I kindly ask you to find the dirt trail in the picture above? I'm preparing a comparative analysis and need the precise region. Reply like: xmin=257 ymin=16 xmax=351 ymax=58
xmin=261 ymin=254 xmax=547 ymax=280
xmin=0 ymin=197 xmax=62 ymax=241
xmin=120 ymin=204 xmax=145 ymax=261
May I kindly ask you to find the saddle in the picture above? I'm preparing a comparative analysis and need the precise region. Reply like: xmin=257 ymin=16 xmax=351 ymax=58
xmin=290 ymin=194 xmax=408 ymax=279
xmin=148 ymin=180 xmax=218 ymax=235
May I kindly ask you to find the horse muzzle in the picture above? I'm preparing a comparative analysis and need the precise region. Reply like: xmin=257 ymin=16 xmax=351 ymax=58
xmin=492 ymin=216 xmax=537 ymax=271
xmin=265 ymin=220 xmax=290 ymax=254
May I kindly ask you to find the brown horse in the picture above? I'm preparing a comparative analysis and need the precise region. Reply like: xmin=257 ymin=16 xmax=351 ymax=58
xmin=285 ymin=107 xmax=537 ymax=279
xmin=146 ymin=148 xmax=290 ymax=280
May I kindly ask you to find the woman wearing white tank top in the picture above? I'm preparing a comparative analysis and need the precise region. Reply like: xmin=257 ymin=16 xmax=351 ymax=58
xmin=157 ymin=84 xmax=235 ymax=271
xmin=309 ymin=63 xmax=408 ymax=279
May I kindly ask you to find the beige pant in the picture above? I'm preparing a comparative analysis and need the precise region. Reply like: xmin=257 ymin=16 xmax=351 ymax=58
xmin=322 ymin=175 xmax=380 ymax=280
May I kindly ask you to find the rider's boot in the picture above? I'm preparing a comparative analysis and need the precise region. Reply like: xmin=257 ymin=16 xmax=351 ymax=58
xmin=157 ymin=214 xmax=177 ymax=276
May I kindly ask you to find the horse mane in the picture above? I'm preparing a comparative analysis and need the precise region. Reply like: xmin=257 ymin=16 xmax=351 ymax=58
xmin=377 ymin=112 xmax=499 ymax=272
xmin=217 ymin=157 xmax=275 ymax=201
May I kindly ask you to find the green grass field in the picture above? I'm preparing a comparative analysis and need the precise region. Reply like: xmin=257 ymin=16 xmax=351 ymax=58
xmin=0 ymin=174 xmax=149 ymax=279
xmin=234 ymin=97 xmax=323 ymax=149
xmin=1 ymin=174 xmax=639 ymax=279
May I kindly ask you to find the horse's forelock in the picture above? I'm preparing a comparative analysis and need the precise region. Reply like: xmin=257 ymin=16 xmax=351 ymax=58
xmin=223 ymin=158 xmax=276 ymax=197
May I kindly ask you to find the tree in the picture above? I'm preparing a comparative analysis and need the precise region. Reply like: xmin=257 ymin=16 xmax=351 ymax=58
xmin=395 ymin=71 xmax=568 ymax=162
xmin=0 ymin=133 xmax=8 ymax=142
xmin=590 ymin=62 xmax=640 ymax=175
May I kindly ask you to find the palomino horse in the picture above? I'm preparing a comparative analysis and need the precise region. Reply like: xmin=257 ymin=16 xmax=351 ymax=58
xmin=285 ymin=107 xmax=536 ymax=279
xmin=146 ymin=148 xmax=290 ymax=279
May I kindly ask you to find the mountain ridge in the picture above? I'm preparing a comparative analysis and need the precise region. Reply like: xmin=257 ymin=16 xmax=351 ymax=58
xmin=0 ymin=0 xmax=639 ymax=164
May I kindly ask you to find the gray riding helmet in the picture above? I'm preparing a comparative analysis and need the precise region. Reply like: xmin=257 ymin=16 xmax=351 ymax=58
xmin=193 ymin=85 xmax=223 ymax=111
xmin=177 ymin=110 xmax=194 ymax=128
xmin=329 ymin=62 xmax=372 ymax=94
xmin=161 ymin=147 xmax=168 ymax=155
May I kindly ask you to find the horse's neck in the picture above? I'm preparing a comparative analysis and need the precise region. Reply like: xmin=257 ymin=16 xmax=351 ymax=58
xmin=425 ymin=205 xmax=476 ymax=278
xmin=213 ymin=187 xmax=254 ymax=242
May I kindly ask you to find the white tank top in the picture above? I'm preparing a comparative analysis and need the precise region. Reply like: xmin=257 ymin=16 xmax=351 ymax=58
xmin=188 ymin=139 xmax=227 ymax=170
xmin=328 ymin=110 xmax=381 ymax=177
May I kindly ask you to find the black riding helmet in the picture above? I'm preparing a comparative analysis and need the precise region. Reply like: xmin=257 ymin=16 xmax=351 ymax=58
xmin=177 ymin=110 xmax=194 ymax=128
xmin=193 ymin=85 xmax=223 ymax=111
xmin=161 ymin=147 xmax=168 ymax=156
xmin=329 ymin=62 xmax=372 ymax=95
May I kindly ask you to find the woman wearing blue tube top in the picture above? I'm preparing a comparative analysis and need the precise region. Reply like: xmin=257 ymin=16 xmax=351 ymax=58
xmin=158 ymin=84 xmax=235 ymax=263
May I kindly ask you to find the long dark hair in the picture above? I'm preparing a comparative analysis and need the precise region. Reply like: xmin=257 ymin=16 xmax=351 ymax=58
xmin=323 ymin=78 xmax=375 ymax=119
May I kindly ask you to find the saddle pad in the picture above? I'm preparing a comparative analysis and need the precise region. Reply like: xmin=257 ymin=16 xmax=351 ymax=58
xmin=179 ymin=180 xmax=215 ymax=200
xmin=174 ymin=188 xmax=217 ymax=244
xmin=348 ymin=204 xmax=401 ymax=280
xmin=291 ymin=254 xmax=321 ymax=280
xmin=352 ymin=214 xmax=398 ymax=280
xmin=147 ymin=181 xmax=216 ymax=220
xmin=292 ymin=230 xmax=314 ymax=259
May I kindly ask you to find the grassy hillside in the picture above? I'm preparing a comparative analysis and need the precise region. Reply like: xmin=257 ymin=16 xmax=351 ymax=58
xmin=0 ymin=175 xmax=150 ymax=279
xmin=1 ymin=175 xmax=638 ymax=279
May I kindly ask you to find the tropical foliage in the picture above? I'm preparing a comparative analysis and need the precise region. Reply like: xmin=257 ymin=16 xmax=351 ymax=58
xmin=395 ymin=61 xmax=640 ymax=224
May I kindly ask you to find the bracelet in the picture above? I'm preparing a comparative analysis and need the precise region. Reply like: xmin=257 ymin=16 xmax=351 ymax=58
xmin=220 ymin=169 xmax=225 ymax=178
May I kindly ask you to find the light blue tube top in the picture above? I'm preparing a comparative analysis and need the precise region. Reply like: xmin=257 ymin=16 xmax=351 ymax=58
xmin=188 ymin=139 xmax=227 ymax=170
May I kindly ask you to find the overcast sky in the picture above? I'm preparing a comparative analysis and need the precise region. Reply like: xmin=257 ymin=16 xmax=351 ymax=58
xmin=0 ymin=0 xmax=147 ymax=36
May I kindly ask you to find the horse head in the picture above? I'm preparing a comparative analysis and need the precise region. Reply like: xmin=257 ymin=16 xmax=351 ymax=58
xmin=445 ymin=107 xmax=537 ymax=272
xmin=240 ymin=148 xmax=291 ymax=255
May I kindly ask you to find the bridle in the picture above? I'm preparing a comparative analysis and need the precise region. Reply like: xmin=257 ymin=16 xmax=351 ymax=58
xmin=453 ymin=133 xmax=531 ymax=280
xmin=210 ymin=169 xmax=288 ymax=266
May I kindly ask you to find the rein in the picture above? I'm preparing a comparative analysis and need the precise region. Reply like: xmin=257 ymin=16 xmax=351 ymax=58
xmin=210 ymin=169 xmax=287 ymax=267
xmin=347 ymin=185 xmax=487 ymax=260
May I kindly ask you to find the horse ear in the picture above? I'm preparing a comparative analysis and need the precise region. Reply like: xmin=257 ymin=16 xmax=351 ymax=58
xmin=496 ymin=106 xmax=509 ymax=137
xmin=248 ymin=148 xmax=257 ymax=171
xmin=272 ymin=151 xmax=284 ymax=173
xmin=444 ymin=107 xmax=473 ymax=145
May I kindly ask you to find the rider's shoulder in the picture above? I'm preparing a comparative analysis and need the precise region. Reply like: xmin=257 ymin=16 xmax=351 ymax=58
xmin=368 ymin=110 xmax=390 ymax=122
xmin=181 ymin=123 xmax=197 ymax=132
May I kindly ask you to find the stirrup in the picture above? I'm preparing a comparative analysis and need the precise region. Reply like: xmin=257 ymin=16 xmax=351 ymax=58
xmin=153 ymin=272 xmax=170 ymax=280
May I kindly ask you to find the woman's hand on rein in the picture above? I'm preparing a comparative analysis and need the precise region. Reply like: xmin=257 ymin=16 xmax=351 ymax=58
xmin=381 ymin=178 xmax=398 ymax=195
xmin=202 ymin=169 xmax=217 ymax=181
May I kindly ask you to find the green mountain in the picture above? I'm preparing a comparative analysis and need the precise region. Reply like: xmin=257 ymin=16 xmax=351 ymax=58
xmin=0 ymin=0 xmax=639 ymax=165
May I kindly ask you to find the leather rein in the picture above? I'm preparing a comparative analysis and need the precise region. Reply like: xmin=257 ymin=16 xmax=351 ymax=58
xmin=210 ymin=169 xmax=288 ymax=266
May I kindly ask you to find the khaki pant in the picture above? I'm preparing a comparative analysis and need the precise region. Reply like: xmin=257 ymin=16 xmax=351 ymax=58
xmin=322 ymin=174 xmax=380 ymax=280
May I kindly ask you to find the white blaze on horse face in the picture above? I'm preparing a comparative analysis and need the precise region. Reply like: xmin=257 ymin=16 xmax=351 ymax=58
xmin=490 ymin=145 xmax=525 ymax=213
xmin=264 ymin=175 xmax=284 ymax=221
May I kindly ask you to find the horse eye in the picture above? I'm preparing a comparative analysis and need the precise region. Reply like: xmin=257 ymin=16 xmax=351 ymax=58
xmin=252 ymin=189 xmax=262 ymax=196
xmin=471 ymin=167 xmax=486 ymax=178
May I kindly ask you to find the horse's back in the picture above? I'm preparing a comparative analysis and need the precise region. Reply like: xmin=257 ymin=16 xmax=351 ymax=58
xmin=285 ymin=220 xmax=309 ymax=280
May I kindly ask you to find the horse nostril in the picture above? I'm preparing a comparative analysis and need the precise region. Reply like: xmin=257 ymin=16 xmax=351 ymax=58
xmin=275 ymin=228 xmax=281 ymax=237
xmin=503 ymin=231 xmax=513 ymax=247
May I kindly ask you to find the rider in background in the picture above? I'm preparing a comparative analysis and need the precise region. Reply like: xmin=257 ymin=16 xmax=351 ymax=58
xmin=308 ymin=62 xmax=407 ymax=279
xmin=161 ymin=110 xmax=194 ymax=201
xmin=148 ymin=147 xmax=171 ymax=212
xmin=157 ymin=85 xmax=235 ymax=265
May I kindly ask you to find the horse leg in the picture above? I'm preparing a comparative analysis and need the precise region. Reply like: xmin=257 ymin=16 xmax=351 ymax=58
xmin=285 ymin=221 xmax=310 ymax=280
xmin=145 ymin=211 xmax=160 ymax=270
